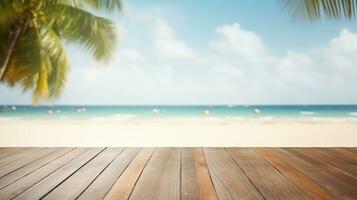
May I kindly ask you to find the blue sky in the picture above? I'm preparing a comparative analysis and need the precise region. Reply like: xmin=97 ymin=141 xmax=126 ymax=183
xmin=1 ymin=0 xmax=357 ymax=105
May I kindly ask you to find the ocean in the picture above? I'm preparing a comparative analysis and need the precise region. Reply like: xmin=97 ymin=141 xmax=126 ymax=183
xmin=1 ymin=105 xmax=357 ymax=121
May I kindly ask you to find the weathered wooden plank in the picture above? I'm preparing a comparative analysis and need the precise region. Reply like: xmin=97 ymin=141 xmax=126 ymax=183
xmin=344 ymin=148 xmax=357 ymax=154
xmin=228 ymin=148 xmax=310 ymax=200
xmin=203 ymin=148 xmax=264 ymax=200
xmin=42 ymin=148 xmax=120 ymax=199
xmin=301 ymin=148 xmax=357 ymax=178
xmin=128 ymin=148 xmax=181 ymax=200
xmin=78 ymin=148 xmax=140 ymax=200
xmin=193 ymin=148 xmax=217 ymax=200
xmin=277 ymin=148 xmax=357 ymax=199
xmin=256 ymin=148 xmax=338 ymax=200
xmin=286 ymin=148 xmax=357 ymax=189
xmin=13 ymin=148 xmax=104 ymax=200
xmin=0 ymin=148 xmax=39 ymax=167
xmin=1 ymin=147 xmax=356 ymax=200
xmin=0 ymin=148 xmax=27 ymax=160
xmin=104 ymin=148 xmax=154 ymax=200
xmin=322 ymin=148 xmax=357 ymax=165
xmin=0 ymin=148 xmax=57 ymax=178
xmin=0 ymin=148 xmax=73 ymax=189
xmin=181 ymin=148 xmax=199 ymax=200
xmin=0 ymin=148 xmax=89 ymax=199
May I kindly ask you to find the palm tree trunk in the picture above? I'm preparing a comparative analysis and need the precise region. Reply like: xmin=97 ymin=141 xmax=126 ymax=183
xmin=0 ymin=21 xmax=24 ymax=80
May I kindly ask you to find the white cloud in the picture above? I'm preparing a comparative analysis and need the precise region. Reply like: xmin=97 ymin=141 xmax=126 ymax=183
xmin=2 ymin=6 xmax=357 ymax=105
xmin=211 ymin=23 xmax=267 ymax=58
xmin=152 ymin=19 xmax=195 ymax=59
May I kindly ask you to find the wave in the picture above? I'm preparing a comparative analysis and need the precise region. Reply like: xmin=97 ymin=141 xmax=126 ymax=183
xmin=300 ymin=111 xmax=315 ymax=116
xmin=349 ymin=112 xmax=357 ymax=116
xmin=0 ymin=117 xmax=21 ymax=121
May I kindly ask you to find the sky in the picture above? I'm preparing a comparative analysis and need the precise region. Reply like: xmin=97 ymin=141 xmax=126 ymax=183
xmin=2 ymin=0 xmax=357 ymax=105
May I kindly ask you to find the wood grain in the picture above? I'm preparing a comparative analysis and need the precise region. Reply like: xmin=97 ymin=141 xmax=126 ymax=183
xmin=181 ymin=148 xmax=199 ymax=200
xmin=42 ymin=148 xmax=121 ymax=199
xmin=0 ymin=148 xmax=73 ymax=189
xmin=104 ymin=148 xmax=154 ymax=200
xmin=0 ymin=148 xmax=87 ymax=199
xmin=300 ymin=148 xmax=357 ymax=178
xmin=255 ymin=148 xmax=338 ymax=200
xmin=203 ymin=148 xmax=264 ymax=200
xmin=79 ymin=148 xmax=140 ymax=200
xmin=322 ymin=148 xmax=357 ymax=165
xmin=0 ymin=148 xmax=355 ymax=200
xmin=279 ymin=148 xmax=357 ymax=199
xmin=286 ymin=148 xmax=357 ymax=189
xmin=228 ymin=148 xmax=310 ymax=200
xmin=10 ymin=148 xmax=99 ymax=200
xmin=0 ymin=148 xmax=57 ymax=177
xmin=0 ymin=148 xmax=29 ymax=161
xmin=192 ymin=148 xmax=217 ymax=200
xmin=0 ymin=148 xmax=38 ymax=167
xmin=128 ymin=148 xmax=181 ymax=200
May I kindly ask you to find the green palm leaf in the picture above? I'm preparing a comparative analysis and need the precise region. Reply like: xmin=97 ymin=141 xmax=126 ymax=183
xmin=45 ymin=4 xmax=117 ymax=62
xmin=0 ymin=0 xmax=121 ymax=104
xmin=281 ymin=0 xmax=357 ymax=21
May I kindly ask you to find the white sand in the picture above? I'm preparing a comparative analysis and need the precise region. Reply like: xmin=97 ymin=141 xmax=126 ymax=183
xmin=0 ymin=118 xmax=356 ymax=147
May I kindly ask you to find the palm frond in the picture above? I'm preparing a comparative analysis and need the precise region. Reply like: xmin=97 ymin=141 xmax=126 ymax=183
xmin=44 ymin=4 xmax=117 ymax=62
xmin=3 ymin=25 xmax=42 ymax=92
xmin=1 ymin=0 xmax=121 ymax=103
xmin=281 ymin=0 xmax=357 ymax=21
xmin=57 ymin=0 xmax=122 ymax=12
xmin=0 ymin=0 xmax=25 ymax=29
xmin=41 ymin=25 xmax=70 ymax=99
xmin=82 ymin=0 xmax=122 ymax=12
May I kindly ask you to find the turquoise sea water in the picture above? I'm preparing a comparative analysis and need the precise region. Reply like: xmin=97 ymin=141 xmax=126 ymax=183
xmin=1 ymin=105 xmax=357 ymax=120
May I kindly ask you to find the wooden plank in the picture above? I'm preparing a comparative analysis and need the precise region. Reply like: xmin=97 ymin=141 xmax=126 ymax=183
xmin=128 ymin=148 xmax=181 ymax=200
xmin=203 ymin=148 xmax=264 ymax=200
xmin=42 ymin=148 xmax=121 ymax=199
xmin=78 ymin=148 xmax=141 ymax=200
xmin=181 ymin=148 xmax=199 ymax=200
xmin=256 ymin=148 xmax=338 ymax=200
xmin=301 ymin=148 xmax=357 ymax=178
xmin=0 ymin=148 xmax=39 ymax=167
xmin=286 ymin=148 xmax=357 ymax=189
xmin=276 ymin=148 xmax=357 ymax=199
xmin=0 ymin=148 xmax=88 ymax=199
xmin=322 ymin=148 xmax=357 ymax=165
xmin=0 ymin=148 xmax=73 ymax=189
xmin=344 ymin=148 xmax=357 ymax=154
xmin=13 ymin=148 xmax=104 ymax=200
xmin=228 ymin=148 xmax=310 ymax=200
xmin=193 ymin=148 xmax=217 ymax=200
xmin=104 ymin=148 xmax=155 ymax=200
xmin=0 ymin=148 xmax=27 ymax=160
xmin=0 ymin=148 xmax=57 ymax=178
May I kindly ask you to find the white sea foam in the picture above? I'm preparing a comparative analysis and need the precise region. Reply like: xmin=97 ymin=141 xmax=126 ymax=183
xmin=300 ymin=111 xmax=315 ymax=116
xmin=90 ymin=117 xmax=110 ymax=121
xmin=0 ymin=117 xmax=21 ymax=121
xmin=349 ymin=112 xmax=357 ymax=116
xmin=300 ymin=117 xmax=355 ymax=123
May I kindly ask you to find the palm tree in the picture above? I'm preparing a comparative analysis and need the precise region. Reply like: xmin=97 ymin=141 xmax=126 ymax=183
xmin=0 ymin=0 xmax=121 ymax=103
xmin=281 ymin=0 xmax=357 ymax=21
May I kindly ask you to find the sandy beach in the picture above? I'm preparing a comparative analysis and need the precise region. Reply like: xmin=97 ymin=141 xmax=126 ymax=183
xmin=0 ymin=118 xmax=356 ymax=147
